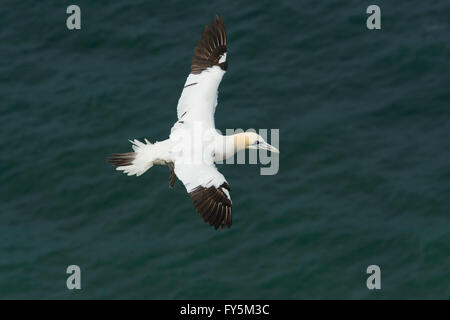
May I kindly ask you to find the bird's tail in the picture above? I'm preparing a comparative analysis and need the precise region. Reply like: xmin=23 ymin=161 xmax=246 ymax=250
xmin=108 ymin=139 xmax=155 ymax=176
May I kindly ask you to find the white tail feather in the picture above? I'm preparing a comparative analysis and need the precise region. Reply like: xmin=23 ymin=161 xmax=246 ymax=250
xmin=117 ymin=139 xmax=155 ymax=176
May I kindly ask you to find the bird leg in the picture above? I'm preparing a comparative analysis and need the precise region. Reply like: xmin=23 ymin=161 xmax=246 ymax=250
xmin=167 ymin=162 xmax=176 ymax=188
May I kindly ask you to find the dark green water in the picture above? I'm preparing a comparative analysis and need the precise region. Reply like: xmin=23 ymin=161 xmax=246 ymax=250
xmin=1 ymin=0 xmax=449 ymax=299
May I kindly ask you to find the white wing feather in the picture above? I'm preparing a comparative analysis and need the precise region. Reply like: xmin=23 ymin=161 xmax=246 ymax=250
xmin=176 ymin=66 xmax=225 ymax=129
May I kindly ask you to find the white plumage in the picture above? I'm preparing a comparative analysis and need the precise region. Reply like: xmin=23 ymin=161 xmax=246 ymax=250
xmin=176 ymin=66 xmax=225 ymax=129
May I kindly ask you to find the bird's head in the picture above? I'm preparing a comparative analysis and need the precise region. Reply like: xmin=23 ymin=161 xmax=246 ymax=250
xmin=234 ymin=132 xmax=280 ymax=154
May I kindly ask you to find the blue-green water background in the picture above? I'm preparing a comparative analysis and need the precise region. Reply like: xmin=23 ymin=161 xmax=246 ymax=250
xmin=1 ymin=0 xmax=449 ymax=299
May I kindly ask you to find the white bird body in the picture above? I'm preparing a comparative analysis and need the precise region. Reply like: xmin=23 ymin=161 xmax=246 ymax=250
xmin=109 ymin=16 xmax=279 ymax=230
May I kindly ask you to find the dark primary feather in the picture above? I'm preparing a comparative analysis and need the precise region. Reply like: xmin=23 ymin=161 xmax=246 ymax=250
xmin=189 ymin=182 xmax=232 ymax=230
xmin=191 ymin=15 xmax=227 ymax=74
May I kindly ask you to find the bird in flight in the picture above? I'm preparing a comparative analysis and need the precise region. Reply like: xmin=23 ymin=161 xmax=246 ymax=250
xmin=109 ymin=16 xmax=279 ymax=230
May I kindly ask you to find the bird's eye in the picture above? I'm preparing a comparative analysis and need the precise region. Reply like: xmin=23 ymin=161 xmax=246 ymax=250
xmin=255 ymin=141 xmax=260 ymax=145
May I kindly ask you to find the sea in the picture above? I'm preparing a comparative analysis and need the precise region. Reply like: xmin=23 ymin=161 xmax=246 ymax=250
xmin=0 ymin=0 xmax=449 ymax=299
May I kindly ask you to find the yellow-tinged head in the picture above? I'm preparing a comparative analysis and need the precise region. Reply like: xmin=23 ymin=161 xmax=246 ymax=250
xmin=233 ymin=132 xmax=280 ymax=154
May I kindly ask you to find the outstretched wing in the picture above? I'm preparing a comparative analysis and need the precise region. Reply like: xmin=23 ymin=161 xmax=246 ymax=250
xmin=175 ymin=162 xmax=232 ymax=230
xmin=172 ymin=16 xmax=231 ymax=230
xmin=176 ymin=15 xmax=228 ymax=129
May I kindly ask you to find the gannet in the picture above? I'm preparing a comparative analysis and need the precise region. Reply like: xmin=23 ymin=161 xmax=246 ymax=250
xmin=109 ymin=16 xmax=279 ymax=230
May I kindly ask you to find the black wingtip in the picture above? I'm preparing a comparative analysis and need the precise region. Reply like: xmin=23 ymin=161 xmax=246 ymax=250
xmin=189 ymin=183 xmax=232 ymax=230
xmin=191 ymin=15 xmax=227 ymax=74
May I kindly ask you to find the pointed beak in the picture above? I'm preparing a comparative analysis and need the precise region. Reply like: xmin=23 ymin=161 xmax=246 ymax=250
xmin=260 ymin=142 xmax=280 ymax=154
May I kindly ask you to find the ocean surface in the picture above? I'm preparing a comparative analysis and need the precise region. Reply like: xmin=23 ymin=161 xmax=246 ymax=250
xmin=1 ymin=0 xmax=449 ymax=299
